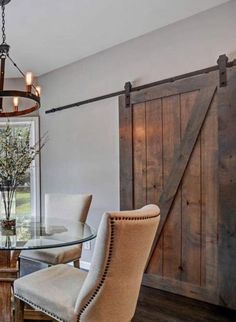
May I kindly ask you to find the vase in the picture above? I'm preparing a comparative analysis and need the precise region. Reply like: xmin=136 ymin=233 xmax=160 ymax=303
xmin=0 ymin=219 xmax=16 ymax=241
xmin=0 ymin=180 xmax=16 ymax=223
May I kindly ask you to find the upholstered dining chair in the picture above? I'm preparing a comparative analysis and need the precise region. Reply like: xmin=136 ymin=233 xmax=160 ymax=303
xmin=14 ymin=204 xmax=160 ymax=322
xmin=20 ymin=193 xmax=92 ymax=268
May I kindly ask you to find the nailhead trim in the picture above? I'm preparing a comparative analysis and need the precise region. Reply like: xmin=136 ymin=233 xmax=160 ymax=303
xmin=15 ymin=293 xmax=65 ymax=322
xmin=77 ymin=214 xmax=159 ymax=321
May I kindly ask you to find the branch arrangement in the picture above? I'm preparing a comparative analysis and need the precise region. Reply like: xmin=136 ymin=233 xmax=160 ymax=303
xmin=0 ymin=124 xmax=45 ymax=220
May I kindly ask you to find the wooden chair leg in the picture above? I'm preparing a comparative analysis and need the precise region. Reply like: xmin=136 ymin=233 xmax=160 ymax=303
xmin=15 ymin=298 xmax=24 ymax=322
xmin=73 ymin=259 xmax=80 ymax=268
xmin=17 ymin=258 xmax=21 ymax=277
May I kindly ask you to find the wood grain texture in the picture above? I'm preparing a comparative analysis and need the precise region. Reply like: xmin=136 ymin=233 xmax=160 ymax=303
xmin=146 ymin=99 xmax=163 ymax=205
xmin=218 ymin=67 xmax=236 ymax=309
xmin=119 ymin=95 xmax=134 ymax=210
xmin=133 ymin=286 xmax=236 ymax=322
xmin=14 ymin=299 xmax=24 ymax=322
xmin=133 ymin=103 xmax=147 ymax=208
xmin=180 ymin=90 xmax=201 ymax=285
xmin=162 ymin=94 xmax=181 ymax=280
xmin=147 ymin=85 xmax=217 ymax=266
xmin=24 ymin=309 xmax=56 ymax=321
xmin=200 ymin=93 xmax=218 ymax=290
xmin=131 ymin=72 xmax=213 ymax=105
xmin=145 ymin=99 xmax=163 ymax=276
xmin=119 ymin=66 xmax=236 ymax=307
xmin=143 ymin=274 xmax=218 ymax=304
xmin=0 ymin=250 xmax=18 ymax=322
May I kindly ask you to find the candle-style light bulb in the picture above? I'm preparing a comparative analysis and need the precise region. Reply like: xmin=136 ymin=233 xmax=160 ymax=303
xmin=36 ymin=86 xmax=41 ymax=96
xmin=26 ymin=72 xmax=33 ymax=85
xmin=13 ymin=97 xmax=19 ymax=112
xmin=26 ymin=72 xmax=33 ymax=92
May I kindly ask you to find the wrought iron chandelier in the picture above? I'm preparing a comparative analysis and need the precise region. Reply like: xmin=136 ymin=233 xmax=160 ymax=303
xmin=0 ymin=0 xmax=40 ymax=117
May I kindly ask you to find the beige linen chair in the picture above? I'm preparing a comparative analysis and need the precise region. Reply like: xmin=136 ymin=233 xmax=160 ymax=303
xmin=20 ymin=193 xmax=92 ymax=268
xmin=14 ymin=204 xmax=160 ymax=322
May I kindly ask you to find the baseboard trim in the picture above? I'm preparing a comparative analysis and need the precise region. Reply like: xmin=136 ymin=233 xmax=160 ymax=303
xmin=80 ymin=260 xmax=91 ymax=271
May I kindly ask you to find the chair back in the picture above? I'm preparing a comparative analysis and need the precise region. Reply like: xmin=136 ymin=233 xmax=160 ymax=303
xmin=75 ymin=204 xmax=160 ymax=322
xmin=45 ymin=193 xmax=92 ymax=223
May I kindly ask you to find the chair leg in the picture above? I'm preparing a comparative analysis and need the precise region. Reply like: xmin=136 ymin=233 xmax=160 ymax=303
xmin=18 ymin=257 xmax=21 ymax=277
xmin=15 ymin=298 xmax=24 ymax=322
xmin=73 ymin=259 xmax=80 ymax=268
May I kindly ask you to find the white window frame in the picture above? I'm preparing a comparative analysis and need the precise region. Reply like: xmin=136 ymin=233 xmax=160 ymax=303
xmin=0 ymin=117 xmax=40 ymax=220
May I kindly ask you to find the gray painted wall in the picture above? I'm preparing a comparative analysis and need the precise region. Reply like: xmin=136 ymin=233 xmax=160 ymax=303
xmin=39 ymin=1 xmax=236 ymax=262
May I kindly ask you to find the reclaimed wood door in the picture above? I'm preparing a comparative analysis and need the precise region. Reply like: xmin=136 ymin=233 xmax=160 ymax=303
xmin=119 ymin=66 xmax=236 ymax=308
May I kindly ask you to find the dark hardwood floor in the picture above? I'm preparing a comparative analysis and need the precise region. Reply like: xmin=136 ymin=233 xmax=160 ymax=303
xmin=133 ymin=286 xmax=236 ymax=322
xmin=21 ymin=259 xmax=236 ymax=322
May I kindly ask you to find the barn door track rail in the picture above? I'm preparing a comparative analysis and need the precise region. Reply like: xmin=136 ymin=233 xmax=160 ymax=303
xmin=45 ymin=54 xmax=235 ymax=115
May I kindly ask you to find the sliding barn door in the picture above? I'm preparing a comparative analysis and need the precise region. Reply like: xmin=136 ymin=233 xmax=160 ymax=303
xmin=119 ymin=66 xmax=236 ymax=308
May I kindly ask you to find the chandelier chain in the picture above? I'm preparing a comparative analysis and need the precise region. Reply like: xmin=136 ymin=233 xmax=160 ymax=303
xmin=0 ymin=0 xmax=41 ymax=117
xmin=1 ymin=3 xmax=6 ymax=44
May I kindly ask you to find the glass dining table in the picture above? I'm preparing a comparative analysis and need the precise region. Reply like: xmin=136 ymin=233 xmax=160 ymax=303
xmin=0 ymin=217 xmax=96 ymax=322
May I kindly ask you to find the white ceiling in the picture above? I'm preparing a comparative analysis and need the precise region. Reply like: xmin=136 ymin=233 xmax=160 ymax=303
xmin=4 ymin=0 xmax=229 ymax=77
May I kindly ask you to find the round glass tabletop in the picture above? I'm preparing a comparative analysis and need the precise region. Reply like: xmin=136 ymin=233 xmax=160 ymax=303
xmin=0 ymin=217 xmax=96 ymax=250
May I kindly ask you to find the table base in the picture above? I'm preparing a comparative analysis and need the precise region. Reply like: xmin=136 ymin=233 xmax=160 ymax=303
xmin=0 ymin=250 xmax=18 ymax=322
xmin=0 ymin=250 xmax=56 ymax=322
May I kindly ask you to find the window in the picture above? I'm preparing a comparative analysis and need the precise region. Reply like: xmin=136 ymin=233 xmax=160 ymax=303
xmin=0 ymin=117 xmax=40 ymax=220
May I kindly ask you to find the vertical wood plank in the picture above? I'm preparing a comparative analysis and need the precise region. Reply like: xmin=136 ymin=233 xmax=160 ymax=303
xmin=162 ymin=95 xmax=182 ymax=280
xmin=146 ymin=99 xmax=163 ymax=205
xmin=133 ymin=103 xmax=147 ymax=208
xmin=181 ymin=91 xmax=201 ymax=285
xmin=148 ymin=237 xmax=164 ymax=275
xmin=200 ymin=94 xmax=218 ymax=289
xmin=218 ymin=67 xmax=236 ymax=309
xmin=146 ymin=99 xmax=163 ymax=275
xmin=119 ymin=95 xmax=133 ymax=210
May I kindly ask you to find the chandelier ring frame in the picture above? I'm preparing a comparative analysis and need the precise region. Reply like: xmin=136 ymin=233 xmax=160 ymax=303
xmin=0 ymin=90 xmax=40 ymax=117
